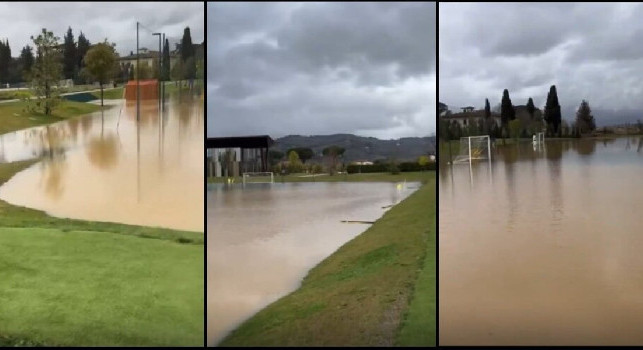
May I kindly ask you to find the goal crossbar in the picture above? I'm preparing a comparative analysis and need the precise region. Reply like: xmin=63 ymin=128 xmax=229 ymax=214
xmin=452 ymin=136 xmax=491 ymax=164
xmin=242 ymin=172 xmax=275 ymax=184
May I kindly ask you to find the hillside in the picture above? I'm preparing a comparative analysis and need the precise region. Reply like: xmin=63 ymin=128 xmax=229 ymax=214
xmin=272 ymin=134 xmax=435 ymax=162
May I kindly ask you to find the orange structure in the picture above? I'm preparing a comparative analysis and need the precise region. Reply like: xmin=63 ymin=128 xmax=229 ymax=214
xmin=124 ymin=79 xmax=158 ymax=100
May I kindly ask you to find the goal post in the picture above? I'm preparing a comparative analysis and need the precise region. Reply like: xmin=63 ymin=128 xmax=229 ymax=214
xmin=242 ymin=172 xmax=275 ymax=184
xmin=534 ymin=132 xmax=545 ymax=144
xmin=452 ymin=135 xmax=491 ymax=164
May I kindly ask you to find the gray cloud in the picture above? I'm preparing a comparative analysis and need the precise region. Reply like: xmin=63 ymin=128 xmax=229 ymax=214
xmin=0 ymin=2 xmax=203 ymax=56
xmin=208 ymin=2 xmax=436 ymax=139
xmin=440 ymin=3 xmax=643 ymax=126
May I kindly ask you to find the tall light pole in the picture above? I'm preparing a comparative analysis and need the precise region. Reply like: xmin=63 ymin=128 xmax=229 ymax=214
xmin=152 ymin=32 xmax=161 ymax=106
xmin=136 ymin=21 xmax=141 ymax=203
xmin=136 ymin=21 xmax=140 ymax=122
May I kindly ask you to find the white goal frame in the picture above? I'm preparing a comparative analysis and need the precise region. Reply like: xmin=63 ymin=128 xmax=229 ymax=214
xmin=534 ymin=132 xmax=545 ymax=144
xmin=452 ymin=135 xmax=491 ymax=164
xmin=242 ymin=172 xmax=275 ymax=185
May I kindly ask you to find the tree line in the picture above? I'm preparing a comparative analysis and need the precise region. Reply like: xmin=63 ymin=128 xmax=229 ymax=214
xmin=0 ymin=26 xmax=201 ymax=86
xmin=440 ymin=85 xmax=597 ymax=143
xmin=268 ymin=146 xmax=432 ymax=176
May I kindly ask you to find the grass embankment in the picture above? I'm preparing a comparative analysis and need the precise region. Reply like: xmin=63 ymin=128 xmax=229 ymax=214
xmin=208 ymin=171 xmax=432 ymax=184
xmin=219 ymin=172 xmax=436 ymax=346
xmin=90 ymin=87 xmax=124 ymax=100
xmin=0 ymin=161 xmax=203 ymax=346
xmin=0 ymin=100 xmax=102 ymax=135
xmin=0 ymin=90 xmax=33 ymax=101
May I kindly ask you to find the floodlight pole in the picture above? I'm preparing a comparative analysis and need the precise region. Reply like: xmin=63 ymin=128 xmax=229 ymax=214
xmin=153 ymin=32 xmax=161 ymax=107
xmin=136 ymin=21 xmax=140 ymax=122
xmin=136 ymin=21 xmax=141 ymax=203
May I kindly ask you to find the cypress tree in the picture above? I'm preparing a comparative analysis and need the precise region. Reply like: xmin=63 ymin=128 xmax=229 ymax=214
xmin=162 ymin=38 xmax=170 ymax=81
xmin=76 ymin=32 xmax=91 ymax=72
xmin=500 ymin=89 xmax=515 ymax=139
xmin=526 ymin=97 xmax=535 ymax=119
xmin=544 ymin=85 xmax=562 ymax=136
xmin=62 ymin=27 xmax=77 ymax=80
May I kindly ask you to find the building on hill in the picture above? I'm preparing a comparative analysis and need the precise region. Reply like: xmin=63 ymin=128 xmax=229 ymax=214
xmin=118 ymin=47 xmax=180 ymax=71
xmin=441 ymin=108 xmax=501 ymax=128
xmin=206 ymin=136 xmax=274 ymax=178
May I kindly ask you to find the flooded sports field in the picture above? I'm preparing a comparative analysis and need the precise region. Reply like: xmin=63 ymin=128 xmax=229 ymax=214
xmin=207 ymin=181 xmax=419 ymax=345
xmin=0 ymin=95 xmax=203 ymax=232
xmin=440 ymin=137 xmax=643 ymax=345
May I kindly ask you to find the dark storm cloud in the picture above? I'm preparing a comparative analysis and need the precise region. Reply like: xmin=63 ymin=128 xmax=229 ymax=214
xmin=0 ymin=2 xmax=203 ymax=56
xmin=208 ymin=2 xmax=436 ymax=139
xmin=440 ymin=2 xmax=643 ymax=126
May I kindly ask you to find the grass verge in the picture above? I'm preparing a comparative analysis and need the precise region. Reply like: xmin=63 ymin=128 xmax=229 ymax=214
xmin=0 ymin=100 xmax=103 ymax=135
xmin=394 ymin=185 xmax=436 ymax=346
xmin=0 ymin=160 xmax=204 ymax=346
xmin=208 ymin=171 xmax=432 ymax=184
xmin=0 ymin=227 xmax=203 ymax=346
xmin=90 ymin=87 xmax=124 ymax=100
xmin=219 ymin=172 xmax=435 ymax=346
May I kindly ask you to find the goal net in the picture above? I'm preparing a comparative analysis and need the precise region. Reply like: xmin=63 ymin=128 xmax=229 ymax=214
xmin=533 ymin=132 xmax=545 ymax=143
xmin=242 ymin=172 xmax=275 ymax=184
xmin=452 ymin=136 xmax=491 ymax=164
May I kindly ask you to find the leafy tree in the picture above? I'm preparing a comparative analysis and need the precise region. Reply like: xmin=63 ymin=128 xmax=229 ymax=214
xmin=135 ymin=61 xmax=154 ymax=80
xmin=500 ymin=89 xmax=515 ymax=140
xmin=268 ymin=149 xmax=284 ymax=166
xmin=29 ymin=28 xmax=63 ymax=116
xmin=62 ymin=27 xmax=77 ymax=80
xmin=322 ymin=146 xmax=345 ymax=176
xmin=287 ymin=150 xmax=303 ymax=173
xmin=418 ymin=155 xmax=430 ymax=167
xmin=83 ymin=41 xmax=118 ymax=106
xmin=162 ymin=38 xmax=170 ymax=81
xmin=312 ymin=163 xmax=323 ymax=174
xmin=575 ymin=99 xmax=596 ymax=134
xmin=509 ymin=119 xmax=522 ymax=139
xmin=19 ymin=45 xmax=34 ymax=79
xmin=171 ymin=58 xmax=185 ymax=82
xmin=287 ymin=147 xmax=314 ymax=163
xmin=544 ymin=85 xmax=562 ymax=137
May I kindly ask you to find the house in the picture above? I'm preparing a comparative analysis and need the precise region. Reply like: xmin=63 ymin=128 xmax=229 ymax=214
xmin=351 ymin=160 xmax=374 ymax=166
xmin=118 ymin=47 xmax=180 ymax=71
xmin=441 ymin=108 xmax=501 ymax=128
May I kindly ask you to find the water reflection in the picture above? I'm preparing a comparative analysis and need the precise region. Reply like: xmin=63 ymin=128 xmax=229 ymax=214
xmin=207 ymin=182 xmax=418 ymax=345
xmin=0 ymin=94 xmax=203 ymax=232
xmin=440 ymin=137 xmax=643 ymax=345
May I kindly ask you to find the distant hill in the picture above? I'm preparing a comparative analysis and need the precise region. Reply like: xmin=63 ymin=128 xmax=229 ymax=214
xmin=272 ymin=134 xmax=435 ymax=162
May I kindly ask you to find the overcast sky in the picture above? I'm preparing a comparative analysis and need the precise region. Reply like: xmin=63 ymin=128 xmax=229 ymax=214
xmin=440 ymin=2 xmax=643 ymax=126
xmin=208 ymin=2 xmax=435 ymax=140
xmin=0 ymin=2 xmax=203 ymax=57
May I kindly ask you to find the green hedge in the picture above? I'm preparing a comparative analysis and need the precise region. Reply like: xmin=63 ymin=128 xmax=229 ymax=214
xmin=346 ymin=162 xmax=435 ymax=174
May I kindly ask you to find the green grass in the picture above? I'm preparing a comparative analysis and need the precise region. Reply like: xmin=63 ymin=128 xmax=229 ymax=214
xmin=0 ymin=160 xmax=204 ymax=346
xmin=395 ymin=186 xmax=436 ymax=346
xmin=208 ymin=171 xmax=432 ymax=184
xmin=219 ymin=172 xmax=436 ymax=346
xmin=90 ymin=87 xmax=124 ymax=100
xmin=0 ymin=90 xmax=33 ymax=100
xmin=0 ymin=227 xmax=203 ymax=347
xmin=0 ymin=100 xmax=103 ymax=135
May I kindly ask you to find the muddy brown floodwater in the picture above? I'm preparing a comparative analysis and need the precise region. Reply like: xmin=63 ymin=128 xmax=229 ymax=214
xmin=440 ymin=138 xmax=643 ymax=346
xmin=0 ymin=96 xmax=203 ymax=232
xmin=207 ymin=181 xmax=419 ymax=346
